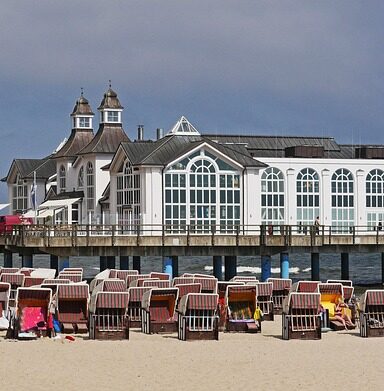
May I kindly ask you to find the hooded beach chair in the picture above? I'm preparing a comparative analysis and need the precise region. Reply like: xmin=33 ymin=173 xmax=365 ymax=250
xmin=0 ymin=282 xmax=11 ymax=330
xmin=116 ymin=270 xmax=138 ymax=284
xmin=225 ymin=285 xmax=260 ymax=333
xmin=217 ymin=281 xmax=244 ymax=330
xmin=326 ymin=280 xmax=354 ymax=303
xmin=0 ymin=273 xmax=25 ymax=308
xmin=13 ymin=287 xmax=53 ymax=339
xmin=41 ymin=279 xmax=71 ymax=296
xmin=142 ymin=279 xmax=171 ymax=288
xmin=127 ymin=274 xmax=150 ymax=287
xmin=267 ymin=278 xmax=292 ymax=315
xmin=58 ymin=272 xmax=83 ymax=283
xmin=56 ymin=284 xmax=89 ymax=333
xmin=23 ymin=276 xmax=45 ymax=288
xmin=282 ymin=292 xmax=322 ymax=340
xmin=127 ymin=287 xmax=151 ymax=328
xmin=254 ymin=282 xmax=274 ymax=321
xmin=89 ymin=269 xmax=112 ymax=292
xmin=359 ymin=290 xmax=384 ymax=337
xmin=89 ymin=291 xmax=130 ymax=340
xmin=141 ymin=288 xmax=179 ymax=334
xmin=177 ymin=293 xmax=219 ymax=341
xmin=294 ymin=281 xmax=320 ymax=293
xmin=101 ymin=279 xmax=127 ymax=292
xmin=230 ymin=276 xmax=259 ymax=283
xmin=193 ymin=277 xmax=218 ymax=293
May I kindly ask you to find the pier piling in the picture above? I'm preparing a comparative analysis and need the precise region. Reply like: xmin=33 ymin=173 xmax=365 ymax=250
xmin=120 ymin=256 xmax=129 ymax=270
xmin=341 ymin=252 xmax=349 ymax=280
xmin=50 ymin=255 xmax=58 ymax=274
xmin=280 ymin=252 xmax=289 ymax=279
xmin=21 ymin=253 xmax=33 ymax=268
xmin=261 ymin=255 xmax=271 ymax=282
xmin=59 ymin=256 xmax=69 ymax=271
xmin=3 ymin=250 xmax=12 ymax=267
xmin=311 ymin=253 xmax=320 ymax=281
xmin=132 ymin=256 xmax=141 ymax=273
xmin=213 ymin=256 xmax=223 ymax=280
xmin=224 ymin=256 xmax=237 ymax=281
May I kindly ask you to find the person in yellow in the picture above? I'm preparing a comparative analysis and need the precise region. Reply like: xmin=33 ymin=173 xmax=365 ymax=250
xmin=253 ymin=306 xmax=264 ymax=327
xmin=332 ymin=297 xmax=355 ymax=330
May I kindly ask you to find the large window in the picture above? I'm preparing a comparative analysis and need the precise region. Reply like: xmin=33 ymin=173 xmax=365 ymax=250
xmin=78 ymin=166 xmax=84 ymax=189
xmin=296 ymin=168 xmax=320 ymax=227
xmin=117 ymin=159 xmax=141 ymax=231
xmin=86 ymin=162 xmax=94 ymax=214
xmin=331 ymin=169 xmax=354 ymax=232
xmin=79 ymin=117 xmax=90 ymax=128
xmin=164 ymin=149 xmax=241 ymax=233
xmin=12 ymin=174 xmax=28 ymax=212
xmin=261 ymin=167 xmax=285 ymax=227
xmin=366 ymin=169 xmax=384 ymax=230
xmin=107 ymin=111 xmax=119 ymax=122
xmin=59 ymin=165 xmax=66 ymax=193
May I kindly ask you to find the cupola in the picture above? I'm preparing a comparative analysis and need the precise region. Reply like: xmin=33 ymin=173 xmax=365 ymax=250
xmin=97 ymin=82 xmax=123 ymax=125
xmin=70 ymin=89 xmax=94 ymax=131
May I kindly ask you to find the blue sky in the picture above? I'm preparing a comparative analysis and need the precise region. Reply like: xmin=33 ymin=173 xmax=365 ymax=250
xmin=1 ymin=1 xmax=384 ymax=201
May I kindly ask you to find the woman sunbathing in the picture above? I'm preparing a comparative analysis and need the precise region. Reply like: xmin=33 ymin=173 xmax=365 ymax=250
xmin=333 ymin=298 xmax=355 ymax=330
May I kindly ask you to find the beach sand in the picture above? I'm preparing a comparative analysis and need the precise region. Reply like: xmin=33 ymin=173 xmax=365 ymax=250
xmin=0 ymin=318 xmax=383 ymax=391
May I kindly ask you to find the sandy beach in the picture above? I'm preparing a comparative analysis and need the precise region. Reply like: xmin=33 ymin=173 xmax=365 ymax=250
xmin=1 ymin=317 xmax=383 ymax=391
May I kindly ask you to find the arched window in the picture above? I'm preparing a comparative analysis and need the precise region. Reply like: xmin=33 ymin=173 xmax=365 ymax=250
xmin=296 ymin=168 xmax=320 ymax=227
xmin=59 ymin=165 xmax=66 ymax=193
xmin=12 ymin=174 xmax=28 ymax=212
xmin=78 ymin=166 xmax=84 ymax=189
xmin=366 ymin=169 xmax=384 ymax=230
xmin=164 ymin=149 xmax=241 ymax=234
xmin=116 ymin=159 xmax=141 ymax=231
xmin=261 ymin=167 xmax=285 ymax=226
xmin=86 ymin=162 xmax=94 ymax=212
xmin=331 ymin=169 xmax=354 ymax=232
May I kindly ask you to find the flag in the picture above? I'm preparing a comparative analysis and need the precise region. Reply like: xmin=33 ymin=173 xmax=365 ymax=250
xmin=30 ymin=172 xmax=37 ymax=210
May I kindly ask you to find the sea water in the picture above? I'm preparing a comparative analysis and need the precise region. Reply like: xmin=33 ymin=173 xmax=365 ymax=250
xmin=1 ymin=252 xmax=383 ymax=286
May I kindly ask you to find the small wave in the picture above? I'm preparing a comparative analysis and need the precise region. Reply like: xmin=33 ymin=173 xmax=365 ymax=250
xmin=204 ymin=266 xmax=300 ymax=275
xmin=302 ymin=267 xmax=311 ymax=273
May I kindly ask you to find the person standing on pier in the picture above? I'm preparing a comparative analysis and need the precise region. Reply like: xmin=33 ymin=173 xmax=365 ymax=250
xmin=314 ymin=216 xmax=320 ymax=234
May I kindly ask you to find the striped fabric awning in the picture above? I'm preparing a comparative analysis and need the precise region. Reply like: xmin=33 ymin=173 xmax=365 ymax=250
xmin=57 ymin=284 xmax=89 ymax=299
xmin=343 ymin=286 xmax=354 ymax=301
xmin=116 ymin=270 xmax=138 ymax=281
xmin=0 ymin=268 xmax=19 ymax=275
xmin=193 ymin=277 xmax=218 ymax=293
xmin=318 ymin=283 xmax=343 ymax=295
xmin=365 ymin=290 xmax=384 ymax=306
xmin=42 ymin=279 xmax=70 ymax=285
xmin=127 ymin=274 xmax=150 ymax=287
xmin=297 ymin=281 xmax=320 ymax=293
xmin=0 ymin=282 xmax=11 ymax=293
xmin=176 ymin=283 xmax=201 ymax=298
xmin=16 ymin=287 xmax=52 ymax=302
xmin=128 ymin=287 xmax=151 ymax=302
xmin=109 ymin=270 xmax=118 ymax=278
xmin=102 ymin=279 xmax=126 ymax=292
xmin=172 ymin=277 xmax=194 ymax=286
xmin=1 ymin=273 xmax=25 ymax=285
xmin=226 ymin=285 xmax=257 ymax=296
xmin=217 ymin=282 xmax=244 ymax=295
xmin=327 ymin=279 xmax=353 ymax=287
xmin=93 ymin=292 xmax=129 ymax=310
xmin=185 ymin=293 xmax=219 ymax=311
xmin=23 ymin=277 xmax=45 ymax=287
xmin=135 ymin=278 xmax=160 ymax=287
xmin=255 ymin=282 xmax=273 ymax=297
xmin=289 ymin=293 xmax=321 ymax=310
xmin=150 ymin=272 xmax=170 ymax=281
xmin=268 ymin=278 xmax=292 ymax=291
xmin=231 ymin=276 xmax=258 ymax=282
xmin=143 ymin=280 xmax=170 ymax=288
xmin=58 ymin=274 xmax=82 ymax=283
xmin=19 ymin=269 xmax=33 ymax=276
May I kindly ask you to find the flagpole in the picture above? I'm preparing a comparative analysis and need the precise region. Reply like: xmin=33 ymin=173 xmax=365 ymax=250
xmin=33 ymin=171 xmax=37 ymax=224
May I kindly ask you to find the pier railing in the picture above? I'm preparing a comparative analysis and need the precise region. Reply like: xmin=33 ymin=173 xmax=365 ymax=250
xmin=2 ymin=223 xmax=384 ymax=249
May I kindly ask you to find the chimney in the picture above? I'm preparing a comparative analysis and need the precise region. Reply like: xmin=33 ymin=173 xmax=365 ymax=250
xmin=137 ymin=125 xmax=144 ymax=141
xmin=156 ymin=128 xmax=163 ymax=140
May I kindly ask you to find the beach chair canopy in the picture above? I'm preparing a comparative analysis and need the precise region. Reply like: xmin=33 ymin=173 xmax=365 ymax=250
xmin=175 ymin=283 xmax=202 ymax=299
xmin=178 ymin=293 xmax=219 ymax=315
xmin=16 ymin=287 xmax=52 ymax=305
xmin=192 ymin=274 xmax=215 ymax=279
xmin=283 ymin=292 xmax=321 ymax=313
xmin=57 ymin=284 xmax=89 ymax=300
xmin=101 ymin=279 xmax=127 ymax=292
xmin=1 ymin=273 xmax=25 ymax=286
xmin=193 ymin=277 xmax=218 ymax=293
xmin=116 ymin=270 xmax=138 ymax=281
xmin=267 ymin=278 xmax=292 ymax=291
xmin=127 ymin=274 xmax=150 ymax=287
xmin=172 ymin=277 xmax=195 ymax=286
xmin=149 ymin=272 xmax=171 ymax=281
xmin=131 ymin=278 xmax=160 ymax=287
xmin=0 ymin=268 xmax=19 ymax=275
xmin=142 ymin=280 xmax=171 ymax=288
xmin=360 ymin=290 xmax=384 ymax=312
xmin=254 ymin=282 xmax=273 ymax=297
xmin=30 ymin=269 xmax=56 ymax=279
xmin=230 ymin=276 xmax=258 ymax=282
xmin=326 ymin=279 xmax=353 ymax=287
xmin=89 ymin=291 xmax=129 ymax=313
xmin=58 ymin=273 xmax=82 ymax=283
xmin=225 ymin=285 xmax=258 ymax=304
xmin=128 ymin=287 xmax=151 ymax=303
xmin=23 ymin=277 xmax=45 ymax=288
xmin=294 ymin=281 xmax=320 ymax=293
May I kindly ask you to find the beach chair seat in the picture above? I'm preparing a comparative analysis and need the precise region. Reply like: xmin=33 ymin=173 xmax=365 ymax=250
xmin=89 ymin=291 xmax=130 ymax=340
xmin=267 ymin=278 xmax=292 ymax=315
xmin=127 ymin=287 xmax=151 ymax=328
xmin=56 ymin=284 xmax=89 ymax=334
xmin=360 ymin=290 xmax=384 ymax=337
xmin=141 ymin=288 xmax=179 ymax=334
xmin=282 ymin=292 xmax=321 ymax=340
xmin=13 ymin=287 xmax=53 ymax=339
xmin=177 ymin=293 xmax=219 ymax=341
xmin=225 ymin=285 xmax=260 ymax=333
xmin=217 ymin=282 xmax=244 ymax=330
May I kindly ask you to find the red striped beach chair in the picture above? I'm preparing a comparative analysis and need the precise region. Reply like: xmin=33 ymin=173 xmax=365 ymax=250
xmin=127 ymin=287 xmax=151 ymax=328
xmin=58 ymin=272 xmax=83 ymax=283
xmin=41 ymin=279 xmax=71 ymax=295
xmin=217 ymin=282 xmax=244 ymax=330
xmin=267 ymin=278 xmax=292 ymax=314
xmin=127 ymin=274 xmax=150 ymax=287
xmin=254 ymin=282 xmax=274 ymax=321
xmin=230 ymin=276 xmax=259 ymax=283
xmin=0 ymin=273 xmax=25 ymax=308
xmin=0 ymin=282 xmax=11 ymax=329
xmin=23 ymin=276 xmax=45 ymax=288
xmin=116 ymin=270 xmax=138 ymax=284
xmin=142 ymin=279 xmax=171 ymax=288
xmin=101 ymin=279 xmax=127 ymax=292
xmin=326 ymin=279 xmax=354 ymax=303
xmin=225 ymin=285 xmax=260 ymax=333
xmin=89 ymin=291 xmax=130 ymax=340
xmin=131 ymin=278 xmax=160 ymax=287
xmin=193 ymin=277 xmax=218 ymax=293
xmin=56 ymin=284 xmax=89 ymax=334
xmin=150 ymin=272 xmax=171 ymax=281
xmin=0 ymin=268 xmax=19 ymax=275
xmin=359 ymin=290 xmax=384 ymax=337
xmin=13 ymin=287 xmax=53 ymax=339
xmin=141 ymin=288 xmax=179 ymax=334
xmin=172 ymin=277 xmax=195 ymax=286
xmin=282 ymin=292 xmax=322 ymax=340
xmin=295 ymin=281 xmax=320 ymax=293
xmin=177 ymin=293 xmax=219 ymax=341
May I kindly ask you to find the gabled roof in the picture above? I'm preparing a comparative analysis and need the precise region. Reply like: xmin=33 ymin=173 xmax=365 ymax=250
xmin=46 ymin=190 xmax=84 ymax=201
xmin=167 ymin=116 xmax=200 ymax=136
xmin=1 ymin=157 xmax=56 ymax=182
xmin=77 ymin=124 xmax=130 ymax=155
xmin=53 ymin=129 xmax=94 ymax=159
xmin=119 ymin=134 xmax=266 ymax=168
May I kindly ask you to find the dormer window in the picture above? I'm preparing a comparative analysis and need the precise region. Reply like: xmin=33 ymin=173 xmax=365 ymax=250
xmin=107 ymin=111 xmax=119 ymax=122
xmin=79 ymin=117 xmax=90 ymax=128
